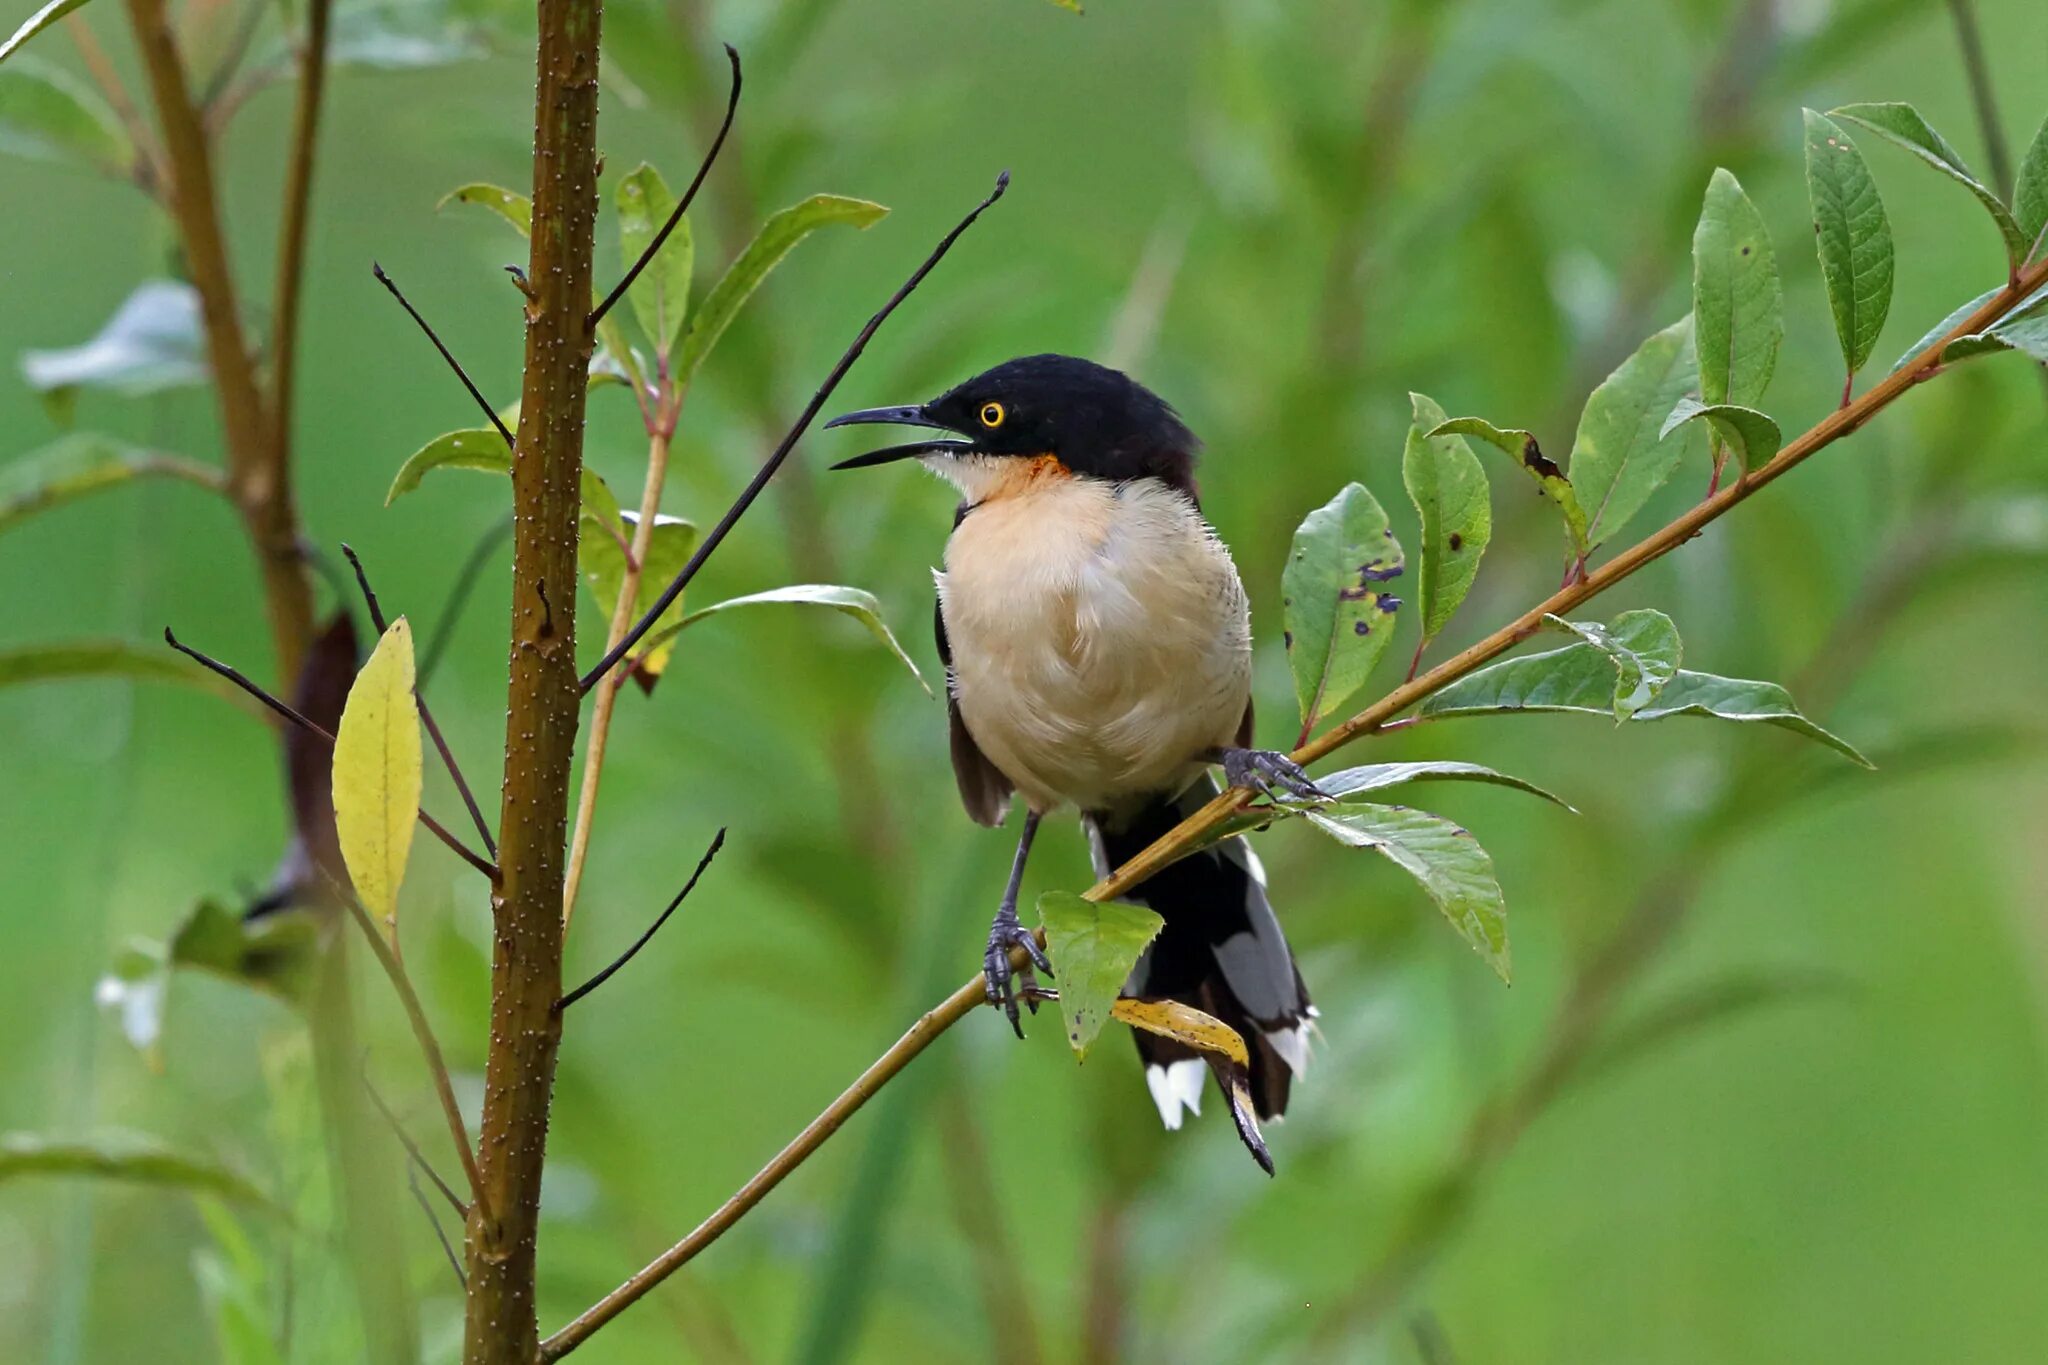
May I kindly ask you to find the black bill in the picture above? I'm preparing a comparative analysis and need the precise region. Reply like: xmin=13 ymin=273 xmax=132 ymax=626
xmin=825 ymin=404 xmax=975 ymax=470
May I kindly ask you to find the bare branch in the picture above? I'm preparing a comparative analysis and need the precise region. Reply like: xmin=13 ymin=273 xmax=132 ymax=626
xmin=340 ymin=893 xmax=488 ymax=1216
xmin=558 ymin=828 xmax=725 ymax=1011
xmin=342 ymin=544 xmax=499 ymax=859
xmin=408 ymin=1166 xmax=468 ymax=1291
xmin=372 ymin=263 xmax=516 ymax=446
xmin=579 ymin=169 xmax=1013 ymax=692
xmin=363 ymin=1072 xmax=468 ymax=1217
xmin=163 ymin=627 xmax=499 ymax=880
xmin=589 ymin=43 xmax=742 ymax=329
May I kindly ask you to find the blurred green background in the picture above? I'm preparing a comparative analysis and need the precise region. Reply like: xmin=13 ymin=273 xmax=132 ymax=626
xmin=4 ymin=0 xmax=2048 ymax=1360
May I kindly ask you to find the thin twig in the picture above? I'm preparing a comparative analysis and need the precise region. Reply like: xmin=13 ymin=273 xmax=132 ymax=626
xmin=589 ymin=43 xmax=742 ymax=329
xmin=537 ymin=258 xmax=2048 ymax=1360
xmin=270 ymin=0 xmax=335 ymax=458
xmin=421 ymin=513 xmax=512 ymax=686
xmin=163 ymin=628 xmax=499 ymax=880
xmin=1944 ymin=0 xmax=2012 ymax=194
xmin=372 ymin=263 xmax=515 ymax=446
xmin=558 ymin=829 xmax=725 ymax=1011
xmin=564 ymin=425 xmax=677 ymax=927
xmin=579 ymin=169 xmax=1012 ymax=693
xmin=339 ymin=894 xmax=488 ymax=1216
xmin=65 ymin=15 xmax=162 ymax=192
xmin=363 ymin=1072 xmax=468 ymax=1217
xmin=342 ymin=544 xmax=499 ymax=859
xmin=201 ymin=0 xmax=272 ymax=109
xmin=408 ymin=1167 xmax=468 ymax=1291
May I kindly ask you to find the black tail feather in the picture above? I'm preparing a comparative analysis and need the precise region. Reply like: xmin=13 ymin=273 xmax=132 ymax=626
xmin=1087 ymin=775 xmax=1312 ymax=1156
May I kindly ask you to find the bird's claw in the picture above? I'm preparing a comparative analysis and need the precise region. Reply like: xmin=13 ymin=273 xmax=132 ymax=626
xmin=1217 ymin=746 xmax=1329 ymax=803
xmin=983 ymin=915 xmax=1054 ymax=1038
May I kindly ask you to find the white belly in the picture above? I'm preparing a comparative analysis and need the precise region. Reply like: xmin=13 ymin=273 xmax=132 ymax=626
xmin=936 ymin=471 xmax=1251 ymax=815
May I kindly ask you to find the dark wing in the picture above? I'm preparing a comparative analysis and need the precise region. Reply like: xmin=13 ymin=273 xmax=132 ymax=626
xmin=936 ymin=595 xmax=1013 ymax=826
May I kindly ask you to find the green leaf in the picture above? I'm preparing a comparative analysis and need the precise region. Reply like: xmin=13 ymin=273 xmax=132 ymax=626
xmin=0 ymin=55 xmax=130 ymax=176
xmin=0 ymin=639 xmax=262 ymax=716
xmin=384 ymin=426 xmax=625 ymax=528
xmin=1568 ymin=316 xmax=1703 ymax=546
xmin=1304 ymin=804 xmax=1509 ymax=981
xmin=1401 ymin=392 xmax=1490 ymax=644
xmin=1944 ymin=283 xmax=2048 ymax=364
xmin=1428 ymin=417 xmax=1589 ymax=554
xmin=1421 ymin=639 xmax=1869 ymax=766
xmin=1803 ymin=110 xmax=1894 ymax=375
xmin=1543 ymin=609 xmax=1682 ymax=718
xmin=1282 ymin=482 xmax=1405 ymax=736
xmin=0 ymin=1131 xmax=275 ymax=1209
xmin=1039 ymin=891 xmax=1163 ymax=1059
xmin=673 ymin=194 xmax=889 ymax=386
xmin=437 ymin=181 xmax=532 ymax=236
xmin=616 ymin=162 xmax=692 ymax=357
xmin=2017 ymin=113 xmax=2048 ymax=258
xmin=652 ymin=584 xmax=931 ymax=696
xmin=21 ymin=280 xmax=206 ymax=400
xmin=1048 ymin=0 xmax=1083 ymax=11
xmin=1195 ymin=759 xmax=1573 ymax=848
xmin=0 ymin=0 xmax=91 ymax=66
xmin=1692 ymin=168 xmax=1783 ymax=411
xmin=578 ymin=512 xmax=697 ymax=679
xmin=1887 ymin=286 xmax=2001 ymax=374
xmin=1 ymin=433 xmax=220 ymax=536
xmin=1659 ymin=397 xmax=1783 ymax=474
xmin=1636 ymin=671 xmax=1871 ymax=766
xmin=1831 ymin=102 xmax=2031 ymax=266
xmin=1318 ymin=760 xmax=1574 ymax=810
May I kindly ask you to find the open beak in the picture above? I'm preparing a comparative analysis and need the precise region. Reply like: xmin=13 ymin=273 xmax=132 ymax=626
xmin=824 ymin=404 xmax=976 ymax=470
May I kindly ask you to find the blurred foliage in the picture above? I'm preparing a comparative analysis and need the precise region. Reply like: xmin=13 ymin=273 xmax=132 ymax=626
xmin=2 ymin=0 xmax=2047 ymax=1363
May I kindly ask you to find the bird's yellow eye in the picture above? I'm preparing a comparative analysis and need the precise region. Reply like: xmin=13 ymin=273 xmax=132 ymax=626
xmin=978 ymin=401 xmax=1005 ymax=428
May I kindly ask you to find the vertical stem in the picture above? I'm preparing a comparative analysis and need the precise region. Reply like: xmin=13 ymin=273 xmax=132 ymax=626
xmin=271 ymin=0 xmax=334 ymax=460
xmin=464 ymin=0 xmax=604 ymax=1357
xmin=124 ymin=0 xmax=314 ymax=679
xmin=563 ymin=426 xmax=675 ymax=926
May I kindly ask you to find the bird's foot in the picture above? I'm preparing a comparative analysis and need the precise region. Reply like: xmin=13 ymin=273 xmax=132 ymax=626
xmin=1214 ymin=746 xmax=1329 ymax=803
xmin=983 ymin=908 xmax=1054 ymax=1039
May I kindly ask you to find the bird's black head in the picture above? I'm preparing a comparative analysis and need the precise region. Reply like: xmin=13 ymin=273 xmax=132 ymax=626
xmin=826 ymin=354 xmax=1200 ymax=496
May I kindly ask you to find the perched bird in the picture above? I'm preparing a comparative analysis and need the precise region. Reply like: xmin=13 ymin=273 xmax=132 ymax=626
xmin=828 ymin=354 xmax=1322 ymax=1166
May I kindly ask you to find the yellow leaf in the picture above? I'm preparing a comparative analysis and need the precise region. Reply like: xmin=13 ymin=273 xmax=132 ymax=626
xmin=332 ymin=618 xmax=422 ymax=928
xmin=1110 ymin=997 xmax=1250 ymax=1069
xmin=1112 ymin=997 xmax=1274 ymax=1173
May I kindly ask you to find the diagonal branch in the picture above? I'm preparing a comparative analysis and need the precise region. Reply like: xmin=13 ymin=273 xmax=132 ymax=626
xmin=578 ymin=170 xmax=1012 ymax=693
xmin=363 ymin=1072 xmax=469 ymax=1217
xmin=538 ymin=256 xmax=2048 ymax=1359
xmin=589 ymin=43 xmax=742 ymax=329
xmin=340 ymin=894 xmax=488 ymax=1215
xmin=372 ymin=264 xmax=516 ymax=446
xmin=163 ymin=628 xmax=499 ymax=880
xmin=341 ymin=544 xmax=499 ymax=859
xmin=558 ymin=828 xmax=725 ymax=1011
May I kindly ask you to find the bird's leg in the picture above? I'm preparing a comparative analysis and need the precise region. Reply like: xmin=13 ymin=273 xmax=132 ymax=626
xmin=984 ymin=808 xmax=1053 ymax=1038
xmin=1208 ymin=746 xmax=1329 ymax=803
